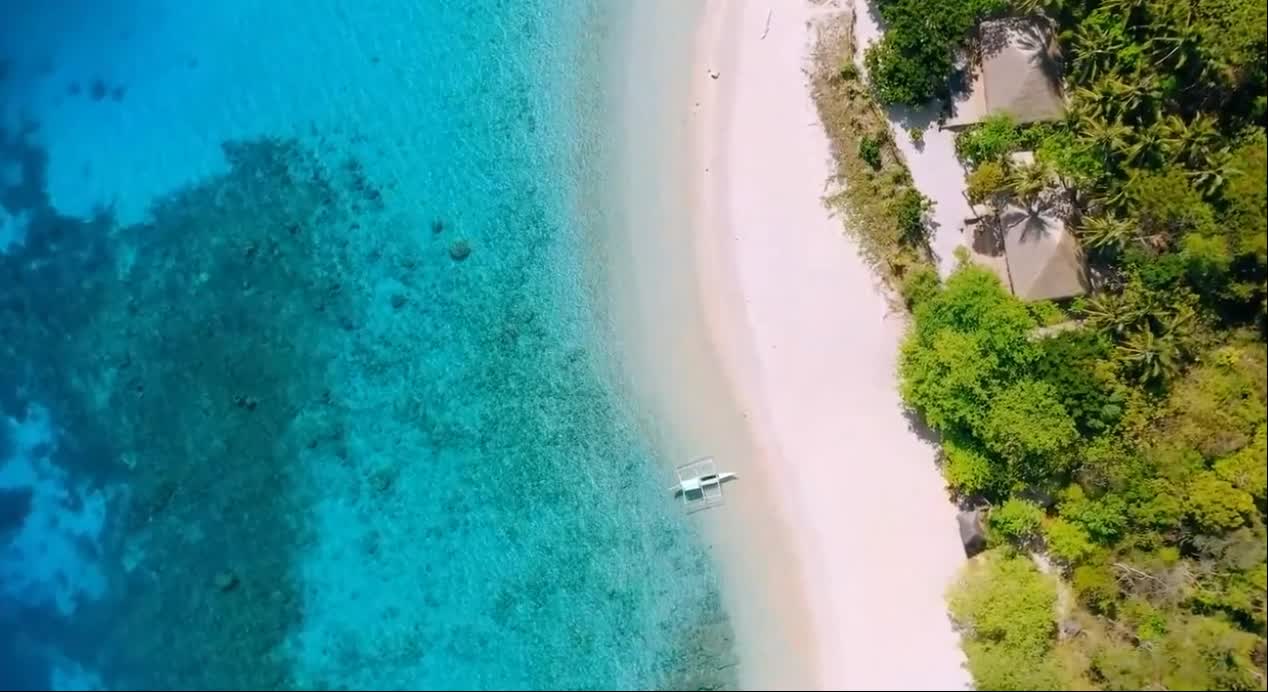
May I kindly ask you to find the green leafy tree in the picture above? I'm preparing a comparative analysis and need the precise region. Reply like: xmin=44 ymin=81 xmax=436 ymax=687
xmin=943 ymin=434 xmax=1005 ymax=498
xmin=865 ymin=0 xmax=1009 ymax=106
xmin=990 ymin=498 xmax=1046 ymax=545
xmin=1186 ymin=471 xmax=1255 ymax=533
xmin=981 ymin=380 xmax=1079 ymax=468
xmin=910 ymin=264 xmax=1037 ymax=360
xmin=902 ymin=329 xmax=1001 ymax=433
xmin=1059 ymin=485 xmax=1128 ymax=542
xmin=1213 ymin=423 xmax=1267 ymax=501
xmin=1073 ymin=563 xmax=1119 ymax=614
xmin=1221 ymin=139 xmax=1268 ymax=261
xmin=1033 ymin=330 xmax=1123 ymax=434
xmin=1158 ymin=615 xmax=1264 ymax=690
xmin=1125 ymin=166 xmax=1215 ymax=242
xmin=901 ymin=266 xmax=1039 ymax=434
xmin=1128 ymin=478 xmax=1187 ymax=531
xmin=949 ymin=554 xmax=1064 ymax=690
xmin=1045 ymin=517 xmax=1097 ymax=564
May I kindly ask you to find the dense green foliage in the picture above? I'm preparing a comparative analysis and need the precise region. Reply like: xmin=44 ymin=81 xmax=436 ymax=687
xmin=858 ymin=134 xmax=884 ymax=170
xmin=989 ymin=498 xmax=1047 ymax=544
xmin=948 ymin=554 xmax=1072 ymax=690
xmin=864 ymin=0 xmax=1009 ymax=105
xmin=908 ymin=265 xmax=1268 ymax=689
xmin=875 ymin=2 xmax=1265 ymax=683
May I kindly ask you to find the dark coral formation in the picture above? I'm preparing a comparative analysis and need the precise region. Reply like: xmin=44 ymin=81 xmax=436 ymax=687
xmin=2 ymin=81 xmax=741 ymax=690
xmin=0 ymin=487 xmax=33 ymax=536
xmin=1 ymin=118 xmax=378 ymax=687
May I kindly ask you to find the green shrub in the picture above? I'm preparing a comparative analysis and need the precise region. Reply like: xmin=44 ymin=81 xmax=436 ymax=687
xmin=1213 ymin=423 xmax=1267 ymax=500
xmin=989 ymin=498 xmax=1046 ymax=545
xmin=900 ymin=264 xmax=941 ymax=309
xmin=1044 ymin=517 xmax=1097 ymax=564
xmin=894 ymin=189 xmax=929 ymax=244
xmin=859 ymin=134 xmax=883 ymax=170
xmin=839 ymin=62 xmax=859 ymax=81
xmin=864 ymin=0 xmax=1009 ymax=106
xmin=955 ymin=114 xmax=1021 ymax=168
xmin=981 ymin=380 xmax=1079 ymax=467
xmin=949 ymin=553 xmax=1063 ymax=689
xmin=1059 ymin=485 xmax=1128 ymax=543
xmin=966 ymin=160 xmax=1009 ymax=205
xmin=1073 ymin=563 xmax=1119 ymax=615
xmin=943 ymin=435 xmax=1002 ymax=498
xmin=1185 ymin=471 xmax=1255 ymax=533
xmin=908 ymin=125 xmax=926 ymax=145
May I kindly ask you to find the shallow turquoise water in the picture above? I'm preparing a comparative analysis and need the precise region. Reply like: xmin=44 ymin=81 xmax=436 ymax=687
xmin=0 ymin=1 xmax=733 ymax=689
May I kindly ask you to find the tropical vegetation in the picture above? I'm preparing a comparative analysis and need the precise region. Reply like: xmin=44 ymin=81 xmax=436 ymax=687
xmin=877 ymin=0 xmax=1267 ymax=688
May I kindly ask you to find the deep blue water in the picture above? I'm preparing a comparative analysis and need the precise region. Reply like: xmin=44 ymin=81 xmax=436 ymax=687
xmin=0 ymin=1 xmax=734 ymax=689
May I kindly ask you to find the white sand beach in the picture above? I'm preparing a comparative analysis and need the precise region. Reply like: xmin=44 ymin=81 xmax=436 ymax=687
xmin=609 ymin=0 xmax=974 ymax=688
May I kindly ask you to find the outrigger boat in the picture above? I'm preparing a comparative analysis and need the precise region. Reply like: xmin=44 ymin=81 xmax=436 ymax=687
xmin=669 ymin=457 xmax=737 ymax=513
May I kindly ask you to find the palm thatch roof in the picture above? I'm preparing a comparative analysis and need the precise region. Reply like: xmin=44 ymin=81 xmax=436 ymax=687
xmin=949 ymin=17 xmax=1066 ymax=129
xmin=998 ymin=203 xmax=1090 ymax=301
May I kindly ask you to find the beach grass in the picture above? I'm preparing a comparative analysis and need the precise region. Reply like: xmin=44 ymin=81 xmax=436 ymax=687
xmin=809 ymin=10 xmax=935 ymax=289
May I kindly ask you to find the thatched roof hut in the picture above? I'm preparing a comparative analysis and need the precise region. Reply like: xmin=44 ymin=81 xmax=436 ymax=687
xmin=949 ymin=17 xmax=1066 ymax=129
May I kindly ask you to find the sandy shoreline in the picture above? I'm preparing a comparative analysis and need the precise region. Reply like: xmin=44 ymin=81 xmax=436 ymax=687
xmin=684 ymin=0 xmax=972 ymax=688
xmin=609 ymin=0 xmax=974 ymax=688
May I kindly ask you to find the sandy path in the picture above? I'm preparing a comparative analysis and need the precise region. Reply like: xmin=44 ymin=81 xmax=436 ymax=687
xmin=850 ymin=0 xmax=972 ymax=277
xmin=687 ymin=1 xmax=973 ymax=688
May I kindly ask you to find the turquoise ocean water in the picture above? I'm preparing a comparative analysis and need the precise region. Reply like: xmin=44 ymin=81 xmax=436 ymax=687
xmin=0 ymin=1 xmax=735 ymax=689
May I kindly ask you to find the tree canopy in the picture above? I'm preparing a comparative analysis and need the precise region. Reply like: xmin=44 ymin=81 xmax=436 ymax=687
xmin=881 ymin=0 xmax=1267 ymax=687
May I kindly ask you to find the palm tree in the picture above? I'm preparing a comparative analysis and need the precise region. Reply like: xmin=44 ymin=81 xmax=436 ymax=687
xmin=1126 ymin=121 xmax=1168 ymax=167
xmin=1072 ymin=83 xmax=1117 ymax=123
xmin=1160 ymin=114 xmax=1222 ymax=167
xmin=1145 ymin=2 xmax=1205 ymax=74
xmin=1078 ymin=213 xmax=1137 ymax=253
xmin=1078 ymin=117 xmax=1132 ymax=167
xmin=1082 ymin=292 xmax=1146 ymax=338
xmin=1070 ymin=20 xmax=1129 ymax=84
xmin=1100 ymin=0 xmax=1150 ymax=21
xmin=1111 ymin=73 xmax=1163 ymax=123
xmin=1013 ymin=0 xmax=1068 ymax=13
xmin=1009 ymin=161 xmax=1052 ymax=212
xmin=1188 ymin=147 xmax=1239 ymax=198
xmin=1118 ymin=325 xmax=1181 ymax=385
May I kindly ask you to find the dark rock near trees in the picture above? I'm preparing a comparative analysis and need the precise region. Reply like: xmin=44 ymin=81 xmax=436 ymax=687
xmin=958 ymin=508 xmax=987 ymax=558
